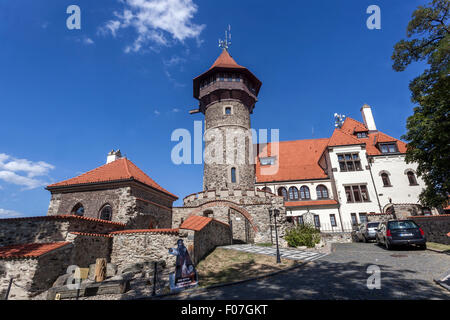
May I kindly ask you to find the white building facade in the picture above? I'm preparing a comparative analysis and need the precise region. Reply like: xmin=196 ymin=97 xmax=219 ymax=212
xmin=256 ymin=105 xmax=434 ymax=232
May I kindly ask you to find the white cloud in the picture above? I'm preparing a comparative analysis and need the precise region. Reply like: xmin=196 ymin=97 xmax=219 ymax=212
xmin=163 ymin=56 xmax=186 ymax=67
xmin=0 ymin=208 xmax=23 ymax=218
xmin=172 ymin=108 xmax=181 ymax=112
xmin=100 ymin=0 xmax=205 ymax=52
xmin=84 ymin=37 xmax=95 ymax=45
xmin=0 ymin=153 xmax=54 ymax=189
xmin=154 ymin=110 xmax=161 ymax=115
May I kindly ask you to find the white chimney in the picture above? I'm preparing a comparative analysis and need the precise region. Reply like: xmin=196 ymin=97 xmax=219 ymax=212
xmin=361 ymin=104 xmax=377 ymax=132
xmin=107 ymin=149 xmax=122 ymax=164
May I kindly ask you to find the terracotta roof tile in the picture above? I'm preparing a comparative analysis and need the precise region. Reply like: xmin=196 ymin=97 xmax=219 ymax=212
xmin=0 ymin=242 xmax=71 ymax=259
xmin=256 ymin=139 xmax=329 ymax=182
xmin=110 ymin=228 xmax=179 ymax=235
xmin=328 ymin=129 xmax=362 ymax=147
xmin=0 ymin=214 xmax=126 ymax=227
xmin=209 ymin=49 xmax=246 ymax=70
xmin=70 ymin=232 xmax=112 ymax=238
xmin=47 ymin=158 xmax=177 ymax=199
xmin=284 ymin=199 xmax=338 ymax=207
xmin=180 ymin=216 xmax=212 ymax=231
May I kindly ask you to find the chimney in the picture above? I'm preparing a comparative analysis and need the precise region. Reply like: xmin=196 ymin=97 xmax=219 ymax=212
xmin=361 ymin=104 xmax=377 ymax=132
xmin=107 ymin=149 xmax=122 ymax=164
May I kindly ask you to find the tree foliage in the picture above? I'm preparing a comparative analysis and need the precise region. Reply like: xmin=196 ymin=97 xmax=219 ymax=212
xmin=392 ymin=0 xmax=450 ymax=208
xmin=285 ymin=224 xmax=321 ymax=248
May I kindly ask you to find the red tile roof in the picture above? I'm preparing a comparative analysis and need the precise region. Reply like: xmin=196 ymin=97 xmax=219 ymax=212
xmin=180 ymin=216 xmax=212 ymax=231
xmin=209 ymin=49 xmax=246 ymax=70
xmin=0 ymin=214 xmax=126 ymax=227
xmin=47 ymin=158 xmax=177 ymax=199
xmin=256 ymin=139 xmax=329 ymax=182
xmin=110 ymin=228 xmax=179 ymax=235
xmin=0 ymin=242 xmax=71 ymax=259
xmin=338 ymin=118 xmax=407 ymax=155
xmin=284 ymin=199 xmax=338 ymax=207
xmin=70 ymin=232 xmax=112 ymax=238
xmin=328 ymin=129 xmax=362 ymax=147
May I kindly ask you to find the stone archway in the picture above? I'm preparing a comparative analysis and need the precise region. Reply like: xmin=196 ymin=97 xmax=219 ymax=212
xmin=188 ymin=200 xmax=257 ymax=244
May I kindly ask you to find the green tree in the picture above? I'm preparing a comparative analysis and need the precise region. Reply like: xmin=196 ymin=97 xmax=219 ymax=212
xmin=392 ymin=0 xmax=450 ymax=208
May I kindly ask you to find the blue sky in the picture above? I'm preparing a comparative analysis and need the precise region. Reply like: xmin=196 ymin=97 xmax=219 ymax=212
xmin=0 ymin=0 xmax=428 ymax=216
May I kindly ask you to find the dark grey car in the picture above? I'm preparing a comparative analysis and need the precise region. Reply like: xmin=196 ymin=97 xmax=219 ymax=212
xmin=375 ymin=219 xmax=427 ymax=250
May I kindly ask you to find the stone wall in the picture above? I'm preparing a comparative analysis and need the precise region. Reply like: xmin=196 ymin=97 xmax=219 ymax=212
xmin=187 ymin=220 xmax=232 ymax=264
xmin=409 ymin=215 xmax=450 ymax=245
xmin=110 ymin=230 xmax=187 ymax=273
xmin=174 ymin=193 xmax=290 ymax=246
xmin=0 ymin=244 xmax=73 ymax=300
xmin=47 ymin=184 xmax=174 ymax=229
xmin=0 ymin=216 xmax=124 ymax=247
xmin=70 ymin=234 xmax=112 ymax=268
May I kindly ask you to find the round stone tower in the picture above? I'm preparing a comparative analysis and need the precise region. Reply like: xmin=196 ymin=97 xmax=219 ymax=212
xmin=193 ymin=49 xmax=262 ymax=191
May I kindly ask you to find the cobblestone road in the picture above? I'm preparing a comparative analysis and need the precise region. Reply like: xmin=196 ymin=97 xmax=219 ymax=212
xmin=166 ymin=243 xmax=450 ymax=300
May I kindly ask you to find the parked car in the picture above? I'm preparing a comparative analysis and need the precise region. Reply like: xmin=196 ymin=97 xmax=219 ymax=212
xmin=353 ymin=222 xmax=380 ymax=242
xmin=375 ymin=219 xmax=427 ymax=250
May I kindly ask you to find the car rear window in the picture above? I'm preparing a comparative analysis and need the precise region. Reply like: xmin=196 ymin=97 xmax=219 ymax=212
xmin=367 ymin=222 xmax=379 ymax=228
xmin=388 ymin=221 xmax=418 ymax=230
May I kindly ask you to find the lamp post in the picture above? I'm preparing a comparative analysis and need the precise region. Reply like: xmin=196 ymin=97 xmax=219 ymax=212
xmin=270 ymin=208 xmax=281 ymax=263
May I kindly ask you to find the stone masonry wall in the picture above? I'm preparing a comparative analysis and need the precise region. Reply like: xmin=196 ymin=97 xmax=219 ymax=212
xmin=174 ymin=193 xmax=290 ymax=246
xmin=0 ymin=244 xmax=73 ymax=300
xmin=409 ymin=215 xmax=450 ymax=245
xmin=0 ymin=217 xmax=124 ymax=248
xmin=189 ymin=220 xmax=232 ymax=264
xmin=110 ymin=231 xmax=189 ymax=273
xmin=70 ymin=235 xmax=112 ymax=268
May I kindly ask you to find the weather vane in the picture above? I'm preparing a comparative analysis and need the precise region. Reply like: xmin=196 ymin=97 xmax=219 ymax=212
xmin=334 ymin=113 xmax=346 ymax=128
xmin=218 ymin=25 xmax=232 ymax=50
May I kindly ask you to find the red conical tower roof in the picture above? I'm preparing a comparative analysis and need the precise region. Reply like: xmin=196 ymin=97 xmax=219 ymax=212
xmin=209 ymin=49 xmax=246 ymax=69
xmin=193 ymin=49 xmax=262 ymax=99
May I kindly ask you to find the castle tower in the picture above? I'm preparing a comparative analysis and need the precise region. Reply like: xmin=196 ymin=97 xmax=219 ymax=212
xmin=193 ymin=49 xmax=262 ymax=191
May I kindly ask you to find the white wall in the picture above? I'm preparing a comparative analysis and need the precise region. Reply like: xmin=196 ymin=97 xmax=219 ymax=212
xmin=369 ymin=155 xmax=425 ymax=210
xmin=286 ymin=207 xmax=344 ymax=232
xmin=328 ymin=145 xmax=380 ymax=226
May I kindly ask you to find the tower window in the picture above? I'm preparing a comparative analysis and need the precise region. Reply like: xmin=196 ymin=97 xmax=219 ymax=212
xmin=225 ymin=107 xmax=231 ymax=115
xmin=99 ymin=205 xmax=112 ymax=221
xmin=231 ymin=167 xmax=236 ymax=183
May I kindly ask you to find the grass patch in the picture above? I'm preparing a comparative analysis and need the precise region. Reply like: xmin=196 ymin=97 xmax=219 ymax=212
xmin=427 ymin=242 xmax=450 ymax=253
xmin=255 ymin=243 xmax=273 ymax=247
xmin=195 ymin=248 xmax=299 ymax=287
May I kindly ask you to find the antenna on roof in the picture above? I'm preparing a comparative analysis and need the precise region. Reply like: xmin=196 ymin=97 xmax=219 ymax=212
xmin=334 ymin=113 xmax=346 ymax=128
xmin=219 ymin=25 xmax=232 ymax=51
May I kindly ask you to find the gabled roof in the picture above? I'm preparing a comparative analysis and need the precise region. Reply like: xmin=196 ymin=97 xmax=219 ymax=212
xmin=328 ymin=129 xmax=362 ymax=147
xmin=256 ymin=139 xmax=330 ymax=183
xmin=180 ymin=215 xmax=212 ymax=231
xmin=337 ymin=118 xmax=407 ymax=155
xmin=47 ymin=158 xmax=177 ymax=199
xmin=0 ymin=242 xmax=71 ymax=259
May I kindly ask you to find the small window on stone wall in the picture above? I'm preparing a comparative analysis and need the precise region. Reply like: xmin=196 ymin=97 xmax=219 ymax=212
xmin=224 ymin=106 xmax=232 ymax=115
xmin=71 ymin=203 xmax=84 ymax=216
xmin=99 ymin=205 xmax=112 ymax=221
xmin=231 ymin=167 xmax=237 ymax=183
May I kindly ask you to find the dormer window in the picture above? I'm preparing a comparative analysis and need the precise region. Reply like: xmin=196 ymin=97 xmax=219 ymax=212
xmin=356 ymin=132 xmax=368 ymax=138
xmin=260 ymin=157 xmax=275 ymax=166
xmin=380 ymin=143 xmax=398 ymax=154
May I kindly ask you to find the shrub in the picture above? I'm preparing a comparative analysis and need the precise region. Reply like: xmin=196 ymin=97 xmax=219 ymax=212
xmin=285 ymin=224 xmax=321 ymax=248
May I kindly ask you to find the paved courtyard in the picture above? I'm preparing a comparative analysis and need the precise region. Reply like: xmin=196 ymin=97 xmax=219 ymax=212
xmin=163 ymin=243 xmax=450 ymax=300
xmin=220 ymin=244 xmax=329 ymax=262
